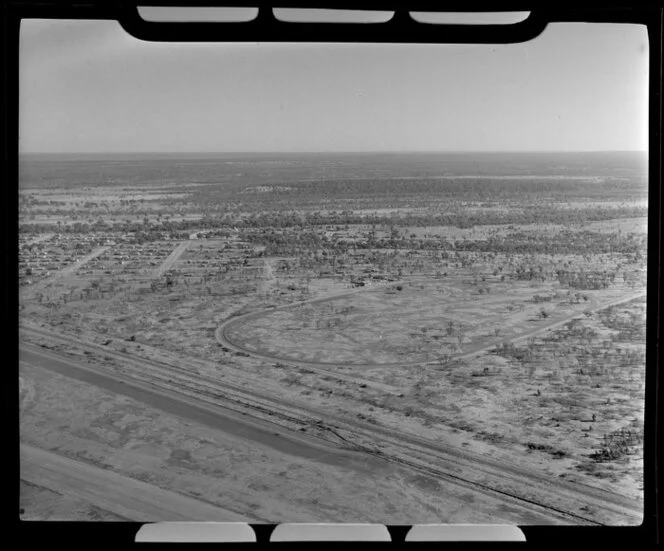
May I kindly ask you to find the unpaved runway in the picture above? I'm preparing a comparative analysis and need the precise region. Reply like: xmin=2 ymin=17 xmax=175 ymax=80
xmin=20 ymin=444 xmax=253 ymax=522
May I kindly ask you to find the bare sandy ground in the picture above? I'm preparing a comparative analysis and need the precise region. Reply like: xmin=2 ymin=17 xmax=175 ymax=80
xmin=19 ymin=358 xmax=570 ymax=524
xmin=21 ymin=444 xmax=252 ymax=522
xmin=20 ymin=479 xmax=127 ymax=521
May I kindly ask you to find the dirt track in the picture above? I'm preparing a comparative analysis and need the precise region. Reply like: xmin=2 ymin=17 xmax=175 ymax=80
xmin=215 ymin=280 xmax=645 ymax=369
xmin=153 ymin=241 xmax=190 ymax=278
xmin=21 ymin=444 xmax=253 ymax=522
xmin=27 ymin=246 xmax=110 ymax=292
xmin=23 ymin=233 xmax=54 ymax=246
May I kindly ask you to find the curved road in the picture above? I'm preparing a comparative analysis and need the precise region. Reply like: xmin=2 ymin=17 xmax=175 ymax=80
xmin=216 ymin=279 xmax=645 ymax=370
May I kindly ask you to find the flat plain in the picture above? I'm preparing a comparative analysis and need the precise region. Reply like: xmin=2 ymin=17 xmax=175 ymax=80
xmin=18 ymin=151 xmax=647 ymax=524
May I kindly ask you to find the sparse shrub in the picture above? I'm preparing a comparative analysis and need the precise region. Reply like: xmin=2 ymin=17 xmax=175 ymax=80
xmin=282 ymin=372 xmax=300 ymax=386
xmin=526 ymin=442 xmax=554 ymax=453
xmin=476 ymin=431 xmax=504 ymax=443
xmin=491 ymin=342 xmax=534 ymax=363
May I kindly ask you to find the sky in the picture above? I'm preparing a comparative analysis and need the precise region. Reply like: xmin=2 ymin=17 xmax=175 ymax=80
xmin=19 ymin=14 xmax=649 ymax=154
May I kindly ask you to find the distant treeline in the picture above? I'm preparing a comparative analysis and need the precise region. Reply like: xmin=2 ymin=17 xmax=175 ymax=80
xmin=452 ymin=231 xmax=647 ymax=256
xmin=229 ymin=177 xmax=647 ymax=200
xmin=230 ymin=205 xmax=647 ymax=229
xmin=245 ymin=231 xmax=646 ymax=259
xmin=20 ymin=151 xmax=647 ymax=190
xmin=181 ymin=178 xmax=647 ymax=209
xmin=20 ymin=203 xmax=647 ymax=237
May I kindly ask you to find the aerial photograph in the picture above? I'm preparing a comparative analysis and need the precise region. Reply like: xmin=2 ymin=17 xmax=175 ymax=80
xmin=18 ymin=15 xmax=648 ymax=525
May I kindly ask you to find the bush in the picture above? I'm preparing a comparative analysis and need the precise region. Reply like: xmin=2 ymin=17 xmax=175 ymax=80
xmin=526 ymin=442 xmax=554 ymax=453
xmin=590 ymin=420 xmax=644 ymax=462
xmin=491 ymin=342 xmax=534 ymax=363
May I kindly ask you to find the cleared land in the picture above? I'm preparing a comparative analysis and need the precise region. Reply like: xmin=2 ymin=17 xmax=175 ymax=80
xmin=21 ymin=444 xmax=253 ymax=522
xmin=20 ymin=353 xmax=575 ymax=524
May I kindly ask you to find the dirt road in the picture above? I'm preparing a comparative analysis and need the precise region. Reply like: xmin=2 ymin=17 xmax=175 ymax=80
xmin=27 ymin=246 xmax=110 ymax=292
xmin=457 ymin=290 xmax=645 ymax=361
xmin=22 ymin=233 xmax=54 ymax=246
xmin=153 ymin=241 xmax=190 ymax=278
xmin=20 ymin=444 xmax=253 ymax=522
xmin=216 ymin=279 xmax=646 ymax=369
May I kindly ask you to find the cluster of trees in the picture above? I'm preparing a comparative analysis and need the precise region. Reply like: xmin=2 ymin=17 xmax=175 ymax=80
xmin=548 ymin=320 xmax=599 ymax=343
xmin=241 ymin=227 xmax=646 ymax=263
xmin=512 ymin=265 xmax=547 ymax=281
xmin=531 ymin=293 xmax=555 ymax=303
xmin=131 ymin=230 xmax=169 ymax=244
xmin=600 ymin=308 xmax=646 ymax=343
xmin=235 ymin=205 xmax=647 ymax=230
xmin=244 ymin=228 xmax=457 ymax=257
xmin=220 ymin=176 xmax=647 ymax=202
xmin=20 ymin=204 xmax=647 ymax=236
xmin=491 ymin=342 xmax=535 ymax=363
xmin=453 ymin=230 xmax=646 ymax=256
xmin=590 ymin=421 xmax=644 ymax=463
xmin=556 ymin=269 xmax=614 ymax=290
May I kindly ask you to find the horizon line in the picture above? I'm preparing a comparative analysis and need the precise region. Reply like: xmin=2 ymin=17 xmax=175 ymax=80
xmin=20 ymin=149 xmax=648 ymax=156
